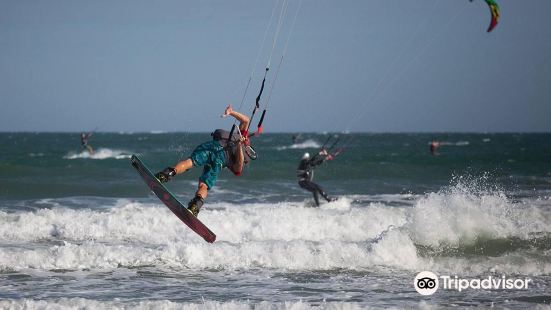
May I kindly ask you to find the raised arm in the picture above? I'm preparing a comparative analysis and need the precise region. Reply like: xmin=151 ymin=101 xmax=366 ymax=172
xmin=223 ymin=105 xmax=250 ymax=134
xmin=309 ymin=149 xmax=330 ymax=167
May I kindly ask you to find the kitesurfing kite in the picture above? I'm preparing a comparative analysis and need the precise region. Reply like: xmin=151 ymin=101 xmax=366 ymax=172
xmin=471 ymin=0 xmax=500 ymax=32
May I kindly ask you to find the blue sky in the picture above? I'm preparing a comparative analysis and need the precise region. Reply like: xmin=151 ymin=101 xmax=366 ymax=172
xmin=1 ymin=0 xmax=550 ymax=132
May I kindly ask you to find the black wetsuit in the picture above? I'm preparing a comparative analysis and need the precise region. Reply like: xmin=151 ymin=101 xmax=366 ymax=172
xmin=297 ymin=155 xmax=331 ymax=206
xmin=81 ymin=134 xmax=89 ymax=147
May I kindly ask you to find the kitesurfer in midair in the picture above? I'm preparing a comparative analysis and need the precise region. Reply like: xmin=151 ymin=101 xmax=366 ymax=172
xmin=297 ymin=149 xmax=335 ymax=206
xmin=155 ymin=105 xmax=251 ymax=217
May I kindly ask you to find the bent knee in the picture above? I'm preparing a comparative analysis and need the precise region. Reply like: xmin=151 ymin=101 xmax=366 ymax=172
xmin=198 ymin=181 xmax=209 ymax=190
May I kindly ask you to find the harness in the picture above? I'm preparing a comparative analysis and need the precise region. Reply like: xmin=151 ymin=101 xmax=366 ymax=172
xmin=211 ymin=129 xmax=257 ymax=162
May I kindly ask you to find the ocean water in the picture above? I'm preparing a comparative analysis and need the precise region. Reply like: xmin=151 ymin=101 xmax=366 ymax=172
xmin=0 ymin=132 xmax=550 ymax=309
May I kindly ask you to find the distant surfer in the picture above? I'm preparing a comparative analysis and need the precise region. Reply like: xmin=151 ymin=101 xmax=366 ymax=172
xmin=155 ymin=105 xmax=251 ymax=217
xmin=292 ymin=133 xmax=303 ymax=144
xmin=297 ymin=149 xmax=335 ymax=206
xmin=81 ymin=132 xmax=94 ymax=154
xmin=430 ymin=140 xmax=440 ymax=156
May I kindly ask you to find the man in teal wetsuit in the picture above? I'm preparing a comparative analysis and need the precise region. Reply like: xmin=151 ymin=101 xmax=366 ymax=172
xmin=155 ymin=105 xmax=250 ymax=217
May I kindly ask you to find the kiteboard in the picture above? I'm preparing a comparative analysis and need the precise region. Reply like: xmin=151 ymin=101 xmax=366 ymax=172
xmin=131 ymin=155 xmax=216 ymax=243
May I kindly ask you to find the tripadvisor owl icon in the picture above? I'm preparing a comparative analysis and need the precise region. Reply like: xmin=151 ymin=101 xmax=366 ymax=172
xmin=414 ymin=271 xmax=439 ymax=295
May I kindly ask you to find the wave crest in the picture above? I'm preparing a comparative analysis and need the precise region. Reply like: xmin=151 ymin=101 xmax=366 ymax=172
xmin=276 ymin=139 xmax=321 ymax=150
xmin=63 ymin=148 xmax=132 ymax=160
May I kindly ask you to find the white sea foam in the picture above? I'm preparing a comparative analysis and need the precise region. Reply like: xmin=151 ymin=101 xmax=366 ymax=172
xmin=63 ymin=148 xmax=132 ymax=160
xmin=0 ymin=199 xmax=408 ymax=271
xmin=439 ymin=141 xmax=470 ymax=146
xmin=0 ymin=200 xmax=402 ymax=244
xmin=0 ymin=298 xmax=368 ymax=310
xmin=409 ymin=183 xmax=551 ymax=247
xmin=276 ymin=139 xmax=321 ymax=150
xmin=403 ymin=181 xmax=551 ymax=275
xmin=0 ymin=184 xmax=549 ymax=275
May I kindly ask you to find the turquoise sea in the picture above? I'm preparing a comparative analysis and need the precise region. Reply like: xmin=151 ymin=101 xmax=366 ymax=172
xmin=0 ymin=132 xmax=550 ymax=309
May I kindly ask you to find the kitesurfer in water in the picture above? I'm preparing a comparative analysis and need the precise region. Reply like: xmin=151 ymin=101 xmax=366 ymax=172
xmin=292 ymin=133 xmax=303 ymax=144
xmin=430 ymin=140 xmax=440 ymax=156
xmin=81 ymin=132 xmax=94 ymax=154
xmin=155 ymin=105 xmax=251 ymax=217
xmin=297 ymin=150 xmax=335 ymax=206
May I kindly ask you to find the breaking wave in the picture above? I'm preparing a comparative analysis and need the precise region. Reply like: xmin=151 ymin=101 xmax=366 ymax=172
xmin=63 ymin=148 xmax=132 ymax=160
xmin=276 ymin=139 xmax=322 ymax=150
xmin=1 ymin=179 xmax=549 ymax=276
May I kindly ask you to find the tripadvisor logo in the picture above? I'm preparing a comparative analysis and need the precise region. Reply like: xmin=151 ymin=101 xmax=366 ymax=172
xmin=414 ymin=271 xmax=439 ymax=295
xmin=413 ymin=271 xmax=532 ymax=296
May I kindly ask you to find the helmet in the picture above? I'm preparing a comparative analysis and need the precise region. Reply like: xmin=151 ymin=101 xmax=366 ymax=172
xmin=302 ymin=152 xmax=310 ymax=160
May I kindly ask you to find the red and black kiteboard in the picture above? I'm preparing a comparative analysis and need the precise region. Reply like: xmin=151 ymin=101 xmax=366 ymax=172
xmin=131 ymin=155 xmax=216 ymax=243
